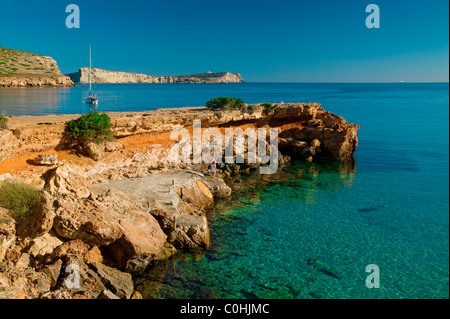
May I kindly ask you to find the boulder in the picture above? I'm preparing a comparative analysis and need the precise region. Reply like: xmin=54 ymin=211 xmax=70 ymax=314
xmin=175 ymin=179 xmax=214 ymax=212
xmin=97 ymin=190 xmax=167 ymax=272
xmin=42 ymin=162 xmax=90 ymax=198
xmin=15 ymin=253 xmax=33 ymax=269
xmin=33 ymin=153 xmax=58 ymax=166
xmin=53 ymin=196 xmax=122 ymax=246
xmin=91 ymin=262 xmax=134 ymax=299
xmin=43 ymin=259 xmax=63 ymax=287
xmin=292 ymin=140 xmax=308 ymax=150
xmin=45 ymin=239 xmax=91 ymax=264
xmin=104 ymin=141 xmax=125 ymax=152
xmin=311 ymin=139 xmax=321 ymax=148
xmin=83 ymin=140 xmax=125 ymax=161
xmin=83 ymin=142 xmax=105 ymax=161
xmin=58 ymin=255 xmax=106 ymax=298
xmin=277 ymin=137 xmax=290 ymax=150
xmin=4 ymin=265 xmax=52 ymax=299
xmin=26 ymin=232 xmax=64 ymax=260
xmin=172 ymin=214 xmax=210 ymax=249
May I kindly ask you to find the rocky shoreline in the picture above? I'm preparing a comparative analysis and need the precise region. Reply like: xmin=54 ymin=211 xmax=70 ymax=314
xmin=0 ymin=75 xmax=74 ymax=88
xmin=0 ymin=103 xmax=359 ymax=299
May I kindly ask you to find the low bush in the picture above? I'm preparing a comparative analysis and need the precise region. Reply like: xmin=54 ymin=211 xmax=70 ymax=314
xmin=64 ymin=111 xmax=113 ymax=145
xmin=206 ymin=97 xmax=245 ymax=110
xmin=0 ymin=116 xmax=7 ymax=130
xmin=0 ymin=180 xmax=43 ymax=223
xmin=241 ymin=103 xmax=259 ymax=114
xmin=260 ymin=103 xmax=278 ymax=113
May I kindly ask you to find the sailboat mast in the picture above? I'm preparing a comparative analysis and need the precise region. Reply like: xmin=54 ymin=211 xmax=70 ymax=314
xmin=88 ymin=45 xmax=92 ymax=93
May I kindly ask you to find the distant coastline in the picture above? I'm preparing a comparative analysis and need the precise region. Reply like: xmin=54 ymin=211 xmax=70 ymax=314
xmin=66 ymin=68 xmax=244 ymax=84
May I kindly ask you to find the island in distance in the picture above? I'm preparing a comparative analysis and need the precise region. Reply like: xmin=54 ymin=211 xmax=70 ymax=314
xmin=67 ymin=68 xmax=244 ymax=84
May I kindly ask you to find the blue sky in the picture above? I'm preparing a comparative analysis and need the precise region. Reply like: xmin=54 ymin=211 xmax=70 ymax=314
xmin=0 ymin=0 xmax=448 ymax=82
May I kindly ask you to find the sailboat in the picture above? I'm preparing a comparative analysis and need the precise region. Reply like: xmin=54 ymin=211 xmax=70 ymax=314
xmin=85 ymin=45 xmax=98 ymax=106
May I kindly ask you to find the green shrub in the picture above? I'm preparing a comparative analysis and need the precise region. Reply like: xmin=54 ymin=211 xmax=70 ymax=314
xmin=260 ymin=103 xmax=278 ymax=113
xmin=64 ymin=111 xmax=113 ymax=144
xmin=241 ymin=103 xmax=259 ymax=114
xmin=0 ymin=116 xmax=7 ymax=130
xmin=206 ymin=97 xmax=245 ymax=110
xmin=0 ymin=180 xmax=43 ymax=223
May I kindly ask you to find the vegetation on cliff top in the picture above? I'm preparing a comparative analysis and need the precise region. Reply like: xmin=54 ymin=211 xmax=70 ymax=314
xmin=64 ymin=111 xmax=114 ymax=144
xmin=0 ymin=116 xmax=7 ymax=130
xmin=0 ymin=47 xmax=58 ymax=77
xmin=206 ymin=97 xmax=245 ymax=110
xmin=260 ymin=102 xmax=278 ymax=113
xmin=206 ymin=97 xmax=279 ymax=114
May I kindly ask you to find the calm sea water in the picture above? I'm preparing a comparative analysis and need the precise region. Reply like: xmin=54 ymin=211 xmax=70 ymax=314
xmin=1 ymin=82 xmax=448 ymax=298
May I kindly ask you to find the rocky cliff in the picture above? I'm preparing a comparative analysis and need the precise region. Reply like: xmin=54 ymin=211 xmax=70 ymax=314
xmin=0 ymin=103 xmax=358 ymax=299
xmin=0 ymin=47 xmax=74 ymax=87
xmin=67 ymin=68 xmax=244 ymax=84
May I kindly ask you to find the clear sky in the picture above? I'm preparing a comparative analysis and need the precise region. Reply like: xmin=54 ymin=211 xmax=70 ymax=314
xmin=0 ymin=0 xmax=448 ymax=82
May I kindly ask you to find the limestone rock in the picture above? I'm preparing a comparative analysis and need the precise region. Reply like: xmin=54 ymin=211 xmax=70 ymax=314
xmin=33 ymin=153 xmax=58 ymax=165
xmin=97 ymin=289 xmax=120 ymax=299
xmin=45 ymin=239 xmax=90 ymax=264
xmin=292 ymin=140 xmax=308 ymax=149
xmin=0 ymin=208 xmax=15 ymax=264
xmin=204 ymin=176 xmax=232 ymax=199
xmin=0 ymin=130 xmax=19 ymax=162
xmin=58 ymin=256 xmax=106 ymax=298
xmin=15 ymin=253 xmax=33 ymax=269
xmin=4 ymin=265 xmax=52 ymax=299
xmin=0 ymin=76 xmax=73 ymax=88
xmin=68 ymin=68 xmax=244 ymax=84
xmin=83 ymin=142 xmax=105 ymax=161
xmin=97 ymin=190 xmax=167 ymax=272
xmin=311 ymin=139 xmax=321 ymax=148
xmin=91 ymin=262 xmax=134 ymax=299
xmin=172 ymin=214 xmax=210 ymax=249
xmin=42 ymin=162 xmax=90 ymax=198
xmin=82 ymin=140 xmax=125 ymax=161
xmin=40 ymin=289 xmax=91 ymax=299
xmin=0 ymin=286 xmax=25 ymax=299
xmin=16 ymin=190 xmax=55 ymax=239
xmin=43 ymin=259 xmax=63 ymax=287
xmin=307 ymin=119 xmax=323 ymax=127
xmin=26 ymin=232 xmax=64 ymax=259
xmin=176 ymin=179 xmax=214 ymax=212
xmin=53 ymin=196 xmax=122 ymax=246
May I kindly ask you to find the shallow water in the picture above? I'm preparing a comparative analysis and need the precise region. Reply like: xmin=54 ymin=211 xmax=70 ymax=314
xmin=132 ymin=83 xmax=449 ymax=299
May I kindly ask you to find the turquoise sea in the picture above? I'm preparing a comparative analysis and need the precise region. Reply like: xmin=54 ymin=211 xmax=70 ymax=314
xmin=1 ymin=82 xmax=448 ymax=298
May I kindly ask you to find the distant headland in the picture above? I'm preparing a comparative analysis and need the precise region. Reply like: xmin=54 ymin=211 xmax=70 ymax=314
xmin=0 ymin=47 xmax=244 ymax=87
xmin=66 ymin=68 xmax=244 ymax=84
xmin=0 ymin=47 xmax=74 ymax=88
